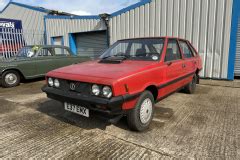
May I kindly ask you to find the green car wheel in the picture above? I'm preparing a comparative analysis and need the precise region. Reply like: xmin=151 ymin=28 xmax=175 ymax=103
xmin=2 ymin=70 xmax=20 ymax=88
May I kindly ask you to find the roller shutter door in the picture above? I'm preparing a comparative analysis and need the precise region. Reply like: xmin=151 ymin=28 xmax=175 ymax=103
xmin=75 ymin=31 xmax=107 ymax=57
xmin=235 ymin=19 xmax=240 ymax=76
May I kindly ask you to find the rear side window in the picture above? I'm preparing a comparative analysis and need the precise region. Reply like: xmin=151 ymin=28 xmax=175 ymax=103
xmin=38 ymin=48 xmax=53 ymax=56
xmin=179 ymin=41 xmax=194 ymax=58
xmin=165 ymin=39 xmax=181 ymax=62
xmin=54 ymin=48 xmax=70 ymax=56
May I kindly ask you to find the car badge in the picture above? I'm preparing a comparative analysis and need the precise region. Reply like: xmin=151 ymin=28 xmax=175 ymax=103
xmin=70 ymin=83 xmax=76 ymax=90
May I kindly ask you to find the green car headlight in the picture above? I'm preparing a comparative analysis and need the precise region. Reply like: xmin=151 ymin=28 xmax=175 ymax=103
xmin=54 ymin=79 xmax=60 ymax=88
xmin=48 ymin=78 xmax=54 ymax=87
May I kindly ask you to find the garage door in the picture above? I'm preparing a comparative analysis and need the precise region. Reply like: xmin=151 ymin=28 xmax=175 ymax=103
xmin=75 ymin=31 xmax=107 ymax=57
xmin=234 ymin=18 xmax=240 ymax=76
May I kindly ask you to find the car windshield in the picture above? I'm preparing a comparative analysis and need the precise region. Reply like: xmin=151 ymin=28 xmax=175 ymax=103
xmin=16 ymin=46 xmax=40 ymax=58
xmin=100 ymin=38 xmax=165 ymax=61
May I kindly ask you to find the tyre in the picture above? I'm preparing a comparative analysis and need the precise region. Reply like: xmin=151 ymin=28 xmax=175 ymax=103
xmin=127 ymin=91 xmax=155 ymax=132
xmin=184 ymin=74 xmax=197 ymax=94
xmin=2 ymin=70 xmax=20 ymax=88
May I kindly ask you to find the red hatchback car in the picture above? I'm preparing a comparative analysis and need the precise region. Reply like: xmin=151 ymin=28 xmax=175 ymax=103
xmin=42 ymin=37 xmax=202 ymax=131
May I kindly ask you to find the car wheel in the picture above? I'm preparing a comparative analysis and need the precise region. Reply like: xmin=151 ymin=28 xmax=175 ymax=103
xmin=127 ymin=91 xmax=155 ymax=132
xmin=184 ymin=74 xmax=197 ymax=94
xmin=2 ymin=70 xmax=20 ymax=88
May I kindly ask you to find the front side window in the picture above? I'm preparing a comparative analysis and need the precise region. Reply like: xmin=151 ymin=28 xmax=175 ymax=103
xmin=17 ymin=46 xmax=39 ymax=58
xmin=165 ymin=39 xmax=181 ymax=62
xmin=179 ymin=41 xmax=193 ymax=58
xmin=100 ymin=38 xmax=165 ymax=61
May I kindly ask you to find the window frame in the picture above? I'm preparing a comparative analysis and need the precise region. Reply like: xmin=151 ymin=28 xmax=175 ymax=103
xmin=178 ymin=40 xmax=195 ymax=59
xmin=187 ymin=41 xmax=198 ymax=57
xmin=164 ymin=38 xmax=183 ymax=63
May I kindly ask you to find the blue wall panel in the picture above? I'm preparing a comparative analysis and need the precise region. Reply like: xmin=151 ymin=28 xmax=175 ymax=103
xmin=228 ymin=0 xmax=240 ymax=80
xmin=69 ymin=33 xmax=77 ymax=55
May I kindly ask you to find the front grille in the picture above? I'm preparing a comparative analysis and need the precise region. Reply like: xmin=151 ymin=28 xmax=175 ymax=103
xmin=59 ymin=79 xmax=91 ymax=95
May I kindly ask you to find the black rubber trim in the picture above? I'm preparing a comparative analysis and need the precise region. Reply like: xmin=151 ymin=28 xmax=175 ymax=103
xmin=42 ymin=86 xmax=126 ymax=115
xmin=158 ymin=72 xmax=195 ymax=89
xmin=123 ymin=93 xmax=141 ymax=101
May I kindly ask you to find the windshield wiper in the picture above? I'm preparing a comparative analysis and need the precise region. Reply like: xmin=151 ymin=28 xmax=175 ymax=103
xmin=102 ymin=55 xmax=130 ymax=60
xmin=101 ymin=55 xmax=112 ymax=60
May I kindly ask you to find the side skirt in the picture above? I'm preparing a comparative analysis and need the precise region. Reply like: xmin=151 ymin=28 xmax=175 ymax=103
xmin=155 ymin=86 xmax=185 ymax=103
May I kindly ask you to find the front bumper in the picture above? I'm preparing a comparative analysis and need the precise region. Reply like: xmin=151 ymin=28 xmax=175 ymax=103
xmin=42 ymin=85 xmax=125 ymax=115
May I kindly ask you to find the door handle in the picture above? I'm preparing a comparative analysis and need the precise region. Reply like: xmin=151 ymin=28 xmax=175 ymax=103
xmin=182 ymin=64 xmax=186 ymax=68
xmin=167 ymin=62 xmax=172 ymax=66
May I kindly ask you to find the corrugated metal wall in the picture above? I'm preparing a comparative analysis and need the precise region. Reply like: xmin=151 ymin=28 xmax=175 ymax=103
xmin=109 ymin=0 xmax=233 ymax=79
xmin=234 ymin=17 xmax=240 ymax=76
xmin=0 ymin=3 xmax=47 ymax=45
xmin=45 ymin=18 xmax=106 ymax=47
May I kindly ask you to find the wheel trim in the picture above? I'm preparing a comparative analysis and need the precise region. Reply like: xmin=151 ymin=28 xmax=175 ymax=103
xmin=140 ymin=98 xmax=153 ymax=124
xmin=5 ymin=73 xmax=18 ymax=85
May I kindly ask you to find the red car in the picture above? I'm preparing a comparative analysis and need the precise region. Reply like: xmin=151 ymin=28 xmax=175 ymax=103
xmin=42 ymin=37 xmax=202 ymax=131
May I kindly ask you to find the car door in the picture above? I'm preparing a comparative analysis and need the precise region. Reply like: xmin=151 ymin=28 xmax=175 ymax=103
xmin=178 ymin=40 xmax=197 ymax=85
xmin=14 ymin=57 xmax=37 ymax=78
xmin=162 ymin=39 xmax=185 ymax=95
xmin=34 ymin=48 xmax=56 ymax=76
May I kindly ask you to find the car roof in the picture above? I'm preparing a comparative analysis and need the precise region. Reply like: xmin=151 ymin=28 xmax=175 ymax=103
xmin=24 ymin=45 xmax=70 ymax=49
xmin=119 ymin=37 xmax=188 ymax=41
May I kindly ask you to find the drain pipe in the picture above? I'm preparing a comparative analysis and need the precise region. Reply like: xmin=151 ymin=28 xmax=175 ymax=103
xmin=99 ymin=13 xmax=110 ymax=47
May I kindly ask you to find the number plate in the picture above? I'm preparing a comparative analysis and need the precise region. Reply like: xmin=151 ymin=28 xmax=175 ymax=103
xmin=64 ymin=102 xmax=89 ymax=117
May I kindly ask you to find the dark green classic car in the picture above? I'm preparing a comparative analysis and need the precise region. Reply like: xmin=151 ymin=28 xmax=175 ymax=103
xmin=0 ymin=45 xmax=90 ymax=88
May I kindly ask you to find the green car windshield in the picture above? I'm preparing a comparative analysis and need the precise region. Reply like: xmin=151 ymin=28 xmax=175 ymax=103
xmin=16 ymin=46 xmax=40 ymax=58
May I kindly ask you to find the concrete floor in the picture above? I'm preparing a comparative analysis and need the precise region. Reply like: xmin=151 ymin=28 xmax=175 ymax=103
xmin=0 ymin=79 xmax=240 ymax=159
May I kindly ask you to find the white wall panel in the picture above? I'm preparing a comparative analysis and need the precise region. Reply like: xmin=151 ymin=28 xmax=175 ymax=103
xmin=109 ymin=0 xmax=233 ymax=79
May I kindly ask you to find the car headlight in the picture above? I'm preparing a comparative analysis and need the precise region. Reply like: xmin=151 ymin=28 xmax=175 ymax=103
xmin=102 ymin=86 xmax=112 ymax=98
xmin=54 ymin=79 xmax=60 ymax=88
xmin=92 ymin=84 xmax=100 ymax=96
xmin=48 ymin=78 xmax=53 ymax=87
